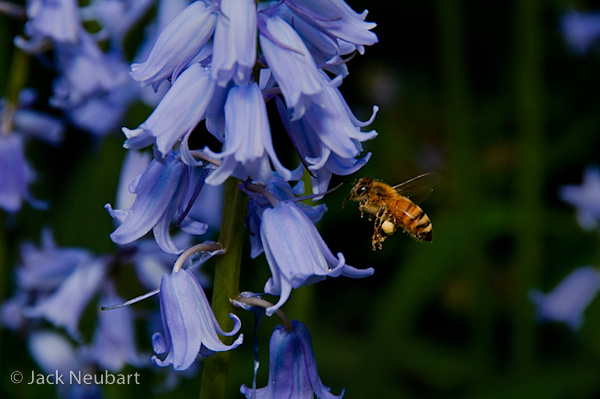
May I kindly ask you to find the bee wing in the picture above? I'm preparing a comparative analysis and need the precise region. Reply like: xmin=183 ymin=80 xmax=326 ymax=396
xmin=392 ymin=172 xmax=441 ymax=204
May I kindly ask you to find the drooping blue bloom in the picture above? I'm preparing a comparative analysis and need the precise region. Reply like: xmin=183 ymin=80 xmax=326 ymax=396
xmin=205 ymin=82 xmax=299 ymax=185
xmin=85 ymin=285 xmax=146 ymax=371
xmin=17 ymin=229 xmax=92 ymax=292
xmin=123 ymin=63 xmax=216 ymax=156
xmin=1 ymin=92 xmax=63 ymax=212
xmin=211 ymin=0 xmax=257 ymax=86
xmin=25 ymin=257 xmax=107 ymax=339
xmin=130 ymin=0 xmax=217 ymax=88
xmin=530 ymin=266 xmax=600 ymax=330
xmin=283 ymin=0 xmax=378 ymax=54
xmin=105 ymin=152 xmax=208 ymax=254
xmin=21 ymin=0 xmax=81 ymax=45
xmin=560 ymin=9 xmax=600 ymax=54
xmin=241 ymin=319 xmax=344 ymax=399
xmin=559 ymin=166 xmax=600 ymax=231
xmin=0 ymin=134 xmax=36 ymax=213
xmin=29 ymin=331 xmax=102 ymax=399
xmin=275 ymin=79 xmax=378 ymax=196
xmin=258 ymin=11 xmax=328 ymax=119
xmin=151 ymin=268 xmax=243 ymax=370
xmin=259 ymin=201 xmax=373 ymax=315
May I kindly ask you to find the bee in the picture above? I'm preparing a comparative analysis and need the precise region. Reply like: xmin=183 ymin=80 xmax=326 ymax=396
xmin=343 ymin=173 xmax=440 ymax=250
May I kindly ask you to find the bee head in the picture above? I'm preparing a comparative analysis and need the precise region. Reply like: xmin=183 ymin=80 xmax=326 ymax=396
xmin=342 ymin=177 xmax=372 ymax=208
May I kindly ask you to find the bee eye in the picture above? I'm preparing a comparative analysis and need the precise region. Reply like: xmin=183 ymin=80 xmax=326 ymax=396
xmin=357 ymin=185 xmax=367 ymax=195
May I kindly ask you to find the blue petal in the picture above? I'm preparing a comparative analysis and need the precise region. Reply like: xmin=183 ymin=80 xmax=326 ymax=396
xmin=130 ymin=1 xmax=217 ymax=87
xmin=124 ymin=63 xmax=216 ymax=156
xmin=211 ymin=0 xmax=257 ymax=86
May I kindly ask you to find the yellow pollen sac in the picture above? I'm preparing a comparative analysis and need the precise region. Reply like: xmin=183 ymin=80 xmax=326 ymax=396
xmin=381 ymin=220 xmax=395 ymax=234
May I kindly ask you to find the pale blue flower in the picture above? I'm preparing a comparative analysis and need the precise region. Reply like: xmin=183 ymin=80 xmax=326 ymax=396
xmin=530 ymin=266 xmax=600 ymax=330
xmin=258 ymin=11 xmax=328 ymax=119
xmin=86 ymin=285 xmax=146 ymax=371
xmin=17 ymin=229 xmax=91 ymax=292
xmin=276 ymin=81 xmax=377 ymax=195
xmin=561 ymin=9 xmax=600 ymax=54
xmin=130 ymin=1 xmax=217 ymax=88
xmin=560 ymin=166 xmax=600 ymax=231
xmin=105 ymin=152 xmax=208 ymax=254
xmin=283 ymin=0 xmax=378 ymax=54
xmin=259 ymin=201 xmax=373 ymax=315
xmin=211 ymin=0 xmax=257 ymax=86
xmin=21 ymin=0 xmax=81 ymax=45
xmin=204 ymin=83 xmax=298 ymax=185
xmin=0 ymin=135 xmax=36 ymax=213
xmin=152 ymin=268 xmax=243 ymax=370
xmin=25 ymin=257 xmax=107 ymax=339
xmin=241 ymin=319 xmax=343 ymax=398
xmin=123 ymin=63 xmax=216 ymax=156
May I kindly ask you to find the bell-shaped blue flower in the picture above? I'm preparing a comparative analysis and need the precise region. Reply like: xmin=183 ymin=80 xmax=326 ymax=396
xmin=241 ymin=319 xmax=343 ymax=398
xmin=151 ymin=268 xmax=243 ymax=370
xmin=20 ymin=0 xmax=81 ymax=45
xmin=260 ymin=201 xmax=373 ymax=315
xmin=123 ymin=63 xmax=216 ymax=156
xmin=283 ymin=0 xmax=378 ymax=54
xmin=211 ymin=0 xmax=257 ymax=86
xmin=560 ymin=9 xmax=600 ymax=54
xmin=85 ymin=285 xmax=147 ymax=371
xmin=560 ymin=166 xmax=600 ymax=231
xmin=25 ymin=257 xmax=107 ymax=340
xmin=105 ymin=152 xmax=208 ymax=254
xmin=130 ymin=1 xmax=217 ymax=88
xmin=0 ymin=135 xmax=36 ymax=213
xmin=530 ymin=266 xmax=600 ymax=330
xmin=205 ymin=82 xmax=298 ymax=185
xmin=258 ymin=11 xmax=327 ymax=119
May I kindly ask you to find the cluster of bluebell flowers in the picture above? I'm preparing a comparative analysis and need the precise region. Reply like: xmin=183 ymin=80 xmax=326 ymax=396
xmin=2 ymin=0 xmax=379 ymax=397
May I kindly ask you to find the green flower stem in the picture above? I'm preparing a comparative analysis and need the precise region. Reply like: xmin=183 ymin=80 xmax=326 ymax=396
xmin=436 ymin=0 xmax=491 ymax=372
xmin=199 ymin=178 xmax=248 ymax=399
xmin=512 ymin=0 xmax=543 ymax=375
xmin=5 ymin=48 xmax=29 ymax=106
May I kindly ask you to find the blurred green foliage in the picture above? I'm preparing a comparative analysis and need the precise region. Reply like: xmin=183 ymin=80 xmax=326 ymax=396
xmin=2 ymin=0 xmax=600 ymax=398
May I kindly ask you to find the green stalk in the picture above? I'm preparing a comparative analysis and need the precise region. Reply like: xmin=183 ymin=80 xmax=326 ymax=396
xmin=512 ymin=0 xmax=543 ymax=375
xmin=199 ymin=178 xmax=248 ymax=399
xmin=436 ymin=0 xmax=491 ymax=374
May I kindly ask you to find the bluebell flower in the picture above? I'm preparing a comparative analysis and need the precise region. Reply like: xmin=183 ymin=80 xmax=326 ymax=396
xmin=283 ymin=0 xmax=378 ymax=54
xmin=123 ymin=63 xmax=216 ymax=156
xmin=560 ymin=9 xmax=600 ymax=54
xmin=152 ymin=268 xmax=243 ymax=370
xmin=85 ymin=285 xmax=146 ymax=371
xmin=258 ymin=11 xmax=328 ymax=119
xmin=29 ymin=331 xmax=102 ymax=399
xmin=1 ymin=92 xmax=63 ymax=212
xmin=0 ymin=134 xmax=36 ymax=213
xmin=559 ymin=166 xmax=600 ymax=231
xmin=25 ymin=257 xmax=107 ymax=339
xmin=205 ymin=82 xmax=299 ymax=185
xmin=275 ymin=81 xmax=378 ymax=195
xmin=241 ymin=319 xmax=343 ymax=398
xmin=211 ymin=0 xmax=257 ymax=86
xmin=130 ymin=1 xmax=217 ymax=88
xmin=17 ymin=229 xmax=92 ymax=292
xmin=105 ymin=152 xmax=208 ymax=254
xmin=259 ymin=201 xmax=373 ymax=315
xmin=530 ymin=266 xmax=600 ymax=330
xmin=20 ymin=0 xmax=81 ymax=45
